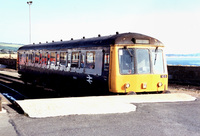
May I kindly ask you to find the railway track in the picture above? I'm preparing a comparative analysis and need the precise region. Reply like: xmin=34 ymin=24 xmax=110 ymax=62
xmin=0 ymin=70 xmax=114 ymax=98
xmin=0 ymin=72 xmax=60 ymax=101
xmin=0 ymin=73 xmax=28 ymax=103
xmin=0 ymin=82 xmax=27 ymax=101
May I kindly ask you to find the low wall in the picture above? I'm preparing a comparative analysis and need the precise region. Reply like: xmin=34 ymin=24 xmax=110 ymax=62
xmin=0 ymin=58 xmax=16 ymax=69
xmin=168 ymin=65 xmax=200 ymax=85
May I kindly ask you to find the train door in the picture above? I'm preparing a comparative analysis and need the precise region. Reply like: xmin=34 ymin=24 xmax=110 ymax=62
xmin=17 ymin=52 xmax=20 ymax=70
xmin=71 ymin=51 xmax=80 ymax=73
xmin=70 ymin=50 xmax=86 ymax=73
xmin=49 ymin=52 xmax=56 ymax=70
xmin=27 ymin=52 xmax=32 ymax=66
xmin=30 ymin=52 xmax=35 ymax=67
xmin=17 ymin=52 xmax=23 ymax=70
xmin=85 ymin=50 xmax=103 ymax=75
xmin=25 ymin=53 xmax=28 ymax=67
xmin=78 ymin=51 xmax=86 ymax=73
xmin=41 ymin=52 xmax=47 ymax=68
xmin=21 ymin=53 xmax=25 ymax=65
xmin=59 ymin=52 xmax=67 ymax=71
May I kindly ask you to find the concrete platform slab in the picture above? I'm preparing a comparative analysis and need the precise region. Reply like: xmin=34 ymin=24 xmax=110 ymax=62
xmin=15 ymin=93 xmax=196 ymax=118
xmin=16 ymin=97 xmax=136 ymax=118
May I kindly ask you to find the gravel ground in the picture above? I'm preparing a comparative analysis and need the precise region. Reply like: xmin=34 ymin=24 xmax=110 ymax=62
xmin=169 ymin=83 xmax=200 ymax=98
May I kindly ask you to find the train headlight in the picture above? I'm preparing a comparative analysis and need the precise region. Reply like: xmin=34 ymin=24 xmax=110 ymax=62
xmin=157 ymin=82 xmax=163 ymax=87
xmin=125 ymin=83 xmax=130 ymax=88
xmin=142 ymin=83 xmax=147 ymax=89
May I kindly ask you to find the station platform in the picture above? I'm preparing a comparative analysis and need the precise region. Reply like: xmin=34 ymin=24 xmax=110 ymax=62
xmin=0 ymin=92 xmax=197 ymax=136
xmin=16 ymin=93 xmax=196 ymax=118
xmin=0 ymin=93 xmax=17 ymax=136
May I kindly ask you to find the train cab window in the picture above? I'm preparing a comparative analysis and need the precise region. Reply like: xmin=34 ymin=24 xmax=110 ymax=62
xmin=119 ymin=49 xmax=135 ymax=74
xmin=60 ymin=52 xmax=67 ymax=65
xmin=86 ymin=51 xmax=95 ymax=69
xmin=35 ymin=52 xmax=39 ymax=63
xmin=71 ymin=52 xmax=79 ymax=67
xmin=152 ymin=49 xmax=164 ymax=74
xmin=136 ymin=49 xmax=150 ymax=74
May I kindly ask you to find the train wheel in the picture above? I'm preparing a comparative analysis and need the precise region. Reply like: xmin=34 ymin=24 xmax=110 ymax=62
xmin=162 ymin=90 xmax=171 ymax=94
xmin=127 ymin=91 xmax=137 ymax=95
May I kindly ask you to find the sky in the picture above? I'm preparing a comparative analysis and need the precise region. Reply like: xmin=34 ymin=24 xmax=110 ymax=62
xmin=0 ymin=0 xmax=200 ymax=54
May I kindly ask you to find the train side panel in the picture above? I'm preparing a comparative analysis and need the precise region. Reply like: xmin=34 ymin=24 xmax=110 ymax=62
xmin=18 ymin=47 xmax=111 ymax=95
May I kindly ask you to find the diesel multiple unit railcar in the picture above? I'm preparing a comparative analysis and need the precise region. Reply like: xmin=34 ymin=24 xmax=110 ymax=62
xmin=17 ymin=32 xmax=168 ymax=94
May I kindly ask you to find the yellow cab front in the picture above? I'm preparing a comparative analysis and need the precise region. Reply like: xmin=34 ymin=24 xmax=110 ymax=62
xmin=109 ymin=45 xmax=168 ymax=93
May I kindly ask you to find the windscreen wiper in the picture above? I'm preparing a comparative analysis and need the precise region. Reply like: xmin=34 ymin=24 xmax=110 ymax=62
xmin=154 ymin=47 xmax=158 ymax=65
xmin=126 ymin=48 xmax=133 ymax=57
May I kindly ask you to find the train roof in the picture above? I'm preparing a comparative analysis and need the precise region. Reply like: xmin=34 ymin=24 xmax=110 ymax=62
xmin=18 ymin=32 xmax=163 ymax=51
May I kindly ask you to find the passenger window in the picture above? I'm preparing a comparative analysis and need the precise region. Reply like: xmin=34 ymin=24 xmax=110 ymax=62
xmin=67 ymin=53 xmax=71 ymax=67
xmin=28 ymin=54 xmax=32 ymax=63
xmin=19 ymin=53 xmax=22 ymax=62
xmin=86 ymin=51 xmax=95 ymax=69
xmin=60 ymin=52 xmax=67 ymax=65
xmin=56 ymin=53 xmax=60 ymax=65
xmin=50 ymin=52 xmax=56 ymax=65
xmin=47 ymin=53 xmax=50 ymax=65
xmin=39 ymin=53 xmax=42 ymax=64
xmin=31 ymin=52 xmax=35 ymax=63
xmin=42 ymin=52 xmax=47 ymax=64
xmin=71 ymin=52 xmax=79 ymax=67
xmin=26 ymin=54 xmax=28 ymax=63
xmin=104 ymin=54 xmax=109 ymax=65
xmin=104 ymin=53 xmax=109 ymax=71
xmin=80 ymin=54 xmax=85 ymax=68
xmin=35 ymin=52 xmax=39 ymax=63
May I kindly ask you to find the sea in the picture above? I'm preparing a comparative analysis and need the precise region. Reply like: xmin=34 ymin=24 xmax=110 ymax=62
xmin=167 ymin=57 xmax=200 ymax=66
